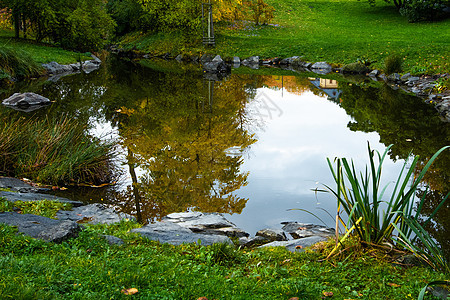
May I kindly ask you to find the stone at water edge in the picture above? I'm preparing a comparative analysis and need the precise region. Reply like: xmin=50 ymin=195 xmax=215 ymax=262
xmin=259 ymin=236 xmax=328 ymax=253
xmin=256 ymin=228 xmax=287 ymax=242
xmin=2 ymin=92 xmax=50 ymax=107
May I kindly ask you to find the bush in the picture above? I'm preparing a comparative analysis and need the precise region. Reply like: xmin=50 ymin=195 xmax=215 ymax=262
xmin=400 ymin=0 xmax=447 ymax=22
xmin=245 ymin=0 xmax=275 ymax=25
xmin=0 ymin=46 xmax=41 ymax=80
xmin=384 ymin=53 xmax=403 ymax=75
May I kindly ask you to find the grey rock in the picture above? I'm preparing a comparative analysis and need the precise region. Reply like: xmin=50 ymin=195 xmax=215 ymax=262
xmin=69 ymin=63 xmax=82 ymax=71
xmin=0 ymin=177 xmax=38 ymax=193
xmin=281 ymin=222 xmax=335 ymax=239
xmin=311 ymin=61 xmax=332 ymax=70
xmin=232 ymin=56 xmax=240 ymax=64
xmin=388 ymin=73 xmax=401 ymax=82
xmin=175 ymin=54 xmax=183 ymax=62
xmin=379 ymin=73 xmax=387 ymax=81
xmin=131 ymin=221 xmax=232 ymax=246
xmin=0 ymin=212 xmax=80 ymax=243
xmin=400 ymin=73 xmax=411 ymax=82
xmin=82 ymin=61 xmax=100 ymax=73
xmin=280 ymin=56 xmax=300 ymax=65
xmin=2 ymin=92 xmax=50 ymax=107
xmin=56 ymin=203 xmax=133 ymax=224
xmin=407 ymin=76 xmax=420 ymax=83
xmin=37 ymin=220 xmax=80 ymax=243
xmin=191 ymin=55 xmax=200 ymax=62
xmin=256 ymin=228 xmax=287 ymax=241
xmin=203 ymin=61 xmax=231 ymax=74
xmin=238 ymin=235 xmax=269 ymax=247
xmin=42 ymin=61 xmax=73 ymax=74
xmin=369 ymin=69 xmax=380 ymax=77
xmin=91 ymin=54 xmax=102 ymax=64
xmin=232 ymin=62 xmax=241 ymax=69
xmin=213 ymin=226 xmax=249 ymax=238
xmin=102 ymin=235 xmax=125 ymax=245
xmin=0 ymin=190 xmax=82 ymax=207
xmin=259 ymin=236 xmax=327 ymax=252
xmin=242 ymin=56 xmax=259 ymax=65
xmin=212 ymin=55 xmax=223 ymax=63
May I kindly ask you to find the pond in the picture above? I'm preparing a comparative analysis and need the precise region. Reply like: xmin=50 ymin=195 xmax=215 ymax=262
xmin=1 ymin=56 xmax=449 ymax=256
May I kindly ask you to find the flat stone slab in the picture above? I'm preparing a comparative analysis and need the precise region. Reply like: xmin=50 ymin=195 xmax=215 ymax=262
xmin=259 ymin=236 xmax=328 ymax=252
xmin=0 ymin=177 xmax=39 ymax=192
xmin=0 ymin=191 xmax=82 ymax=207
xmin=162 ymin=211 xmax=249 ymax=238
xmin=0 ymin=212 xmax=80 ymax=243
xmin=56 ymin=203 xmax=133 ymax=224
xmin=281 ymin=222 xmax=335 ymax=239
xmin=131 ymin=221 xmax=232 ymax=246
xmin=2 ymin=92 xmax=50 ymax=107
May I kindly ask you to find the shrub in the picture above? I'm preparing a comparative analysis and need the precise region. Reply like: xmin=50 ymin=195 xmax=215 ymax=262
xmin=0 ymin=46 xmax=41 ymax=80
xmin=384 ymin=53 xmax=403 ymax=75
xmin=342 ymin=62 xmax=370 ymax=74
xmin=245 ymin=0 xmax=275 ymax=25
xmin=400 ymin=0 xmax=447 ymax=22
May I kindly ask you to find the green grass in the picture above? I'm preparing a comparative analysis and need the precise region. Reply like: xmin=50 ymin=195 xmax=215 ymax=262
xmin=0 ymin=221 xmax=447 ymax=300
xmin=0 ymin=199 xmax=72 ymax=219
xmin=118 ymin=0 xmax=450 ymax=75
xmin=0 ymin=30 xmax=91 ymax=65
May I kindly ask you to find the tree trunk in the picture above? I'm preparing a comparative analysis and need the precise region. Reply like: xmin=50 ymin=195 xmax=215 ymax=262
xmin=13 ymin=10 xmax=20 ymax=38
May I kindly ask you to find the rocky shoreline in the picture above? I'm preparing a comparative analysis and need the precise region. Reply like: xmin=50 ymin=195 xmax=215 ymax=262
xmin=0 ymin=177 xmax=334 ymax=250
xmin=114 ymin=48 xmax=450 ymax=122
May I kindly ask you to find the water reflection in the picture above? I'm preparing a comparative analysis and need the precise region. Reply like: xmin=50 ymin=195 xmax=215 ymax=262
xmin=0 ymin=58 xmax=448 ymax=256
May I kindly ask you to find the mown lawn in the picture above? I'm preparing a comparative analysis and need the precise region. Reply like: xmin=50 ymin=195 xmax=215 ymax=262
xmin=119 ymin=0 xmax=450 ymax=74
xmin=0 ymin=219 xmax=447 ymax=300
xmin=0 ymin=30 xmax=91 ymax=65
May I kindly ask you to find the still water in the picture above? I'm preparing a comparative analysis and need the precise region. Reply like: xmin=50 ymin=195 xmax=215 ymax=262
xmin=1 ymin=56 xmax=449 ymax=254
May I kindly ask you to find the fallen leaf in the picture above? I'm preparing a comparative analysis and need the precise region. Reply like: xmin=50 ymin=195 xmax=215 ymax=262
xmin=323 ymin=291 xmax=334 ymax=297
xmin=76 ymin=217 xmax=93 ymax=224
xmin=288 ymin=298 xmax=300 ymax=300
xmin=197 ymin=298 xmax=209 ymax=300
xmin=60 ymin=187 xmax=68 ymax=190
xmin=388 ymin=283 xmax=401 ymax=287
xmin=121 ymin=288 xmax=138 ymax=295
xmin=295 ymin=245 xmax=303 ymax=249
xmin=76 ymin=214 xmax=83 ymax=216
xmin=281 ymin=259 xmax=292 ymax=264
xmin=298 ymin=227 xmax=307 ymax=230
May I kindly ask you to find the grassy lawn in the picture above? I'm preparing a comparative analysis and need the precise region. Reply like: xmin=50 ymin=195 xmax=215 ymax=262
xmin=0 ymin=30 xmax=91 ymax=65
xmin=118 ymin=0 xmax=450 ymax=74
xmin=0 ymin=219 xmax=447 ymax=300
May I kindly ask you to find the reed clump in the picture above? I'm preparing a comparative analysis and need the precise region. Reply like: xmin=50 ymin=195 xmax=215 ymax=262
xmin=0 ymin=116 xmax=117 ymax=185
xmin=0 ymin=46 xmax=42 ymax=81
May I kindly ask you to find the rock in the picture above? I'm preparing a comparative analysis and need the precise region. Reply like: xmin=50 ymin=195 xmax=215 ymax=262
xmin=163 ymin=211 xmax=248 ymax=238
xmin=388 ymin=73 xmax=401 ymax=82
xmin=259 ymin=236 xmax=328 ymax=252
xmin=280 ymin=56 xmax=300 ymax=65
xmin=406 ymin=76 xmax=420 ymax=84
xmin=310 ymin=62 xmax=332 ymax=74
xmin=232 ymin=56 xmax=240 ymax=64
xmin=256 ymin=228 xmax=287 ymax=241
xmin=203 ymin=61 xmax=231 ymax=74
xmin=0 ymin=190 xmax=83 ymax=207
xmin=2 ymin=92 xmax=50 ymax=107
xmin=102 ymin=235 xmax=125 ymax=245
xmin=191 ymin=55 xmax=200 ymax=63
xmin=379 ymin=73 xmax=387 ymax=81
xmin=241 ymin=56 xmax=259 ymax=66
xmin=212 ymin=55 xmax=223 ymax=63
xmin=281 ymin=222 xmax=335 ymax=239
xmin=238 ymin=235 xmax=269 ymax=247
xmin=56 ymin=203 xmax=133 ymax=224
xmin=37 ymin=220 xmax=80 ymax=243
xmin=91 ymin=54 xmax=102 ymax=64
xmin=341 ymin=62 xmax=369 ymax=74
xmin=0 ymin=212 xmax=80 ymax=243
xmin=400 ymin=72 xmax=411 ymax=82
xmin=0 ymin=177 xmax=39 ymax=193
xmin=175 ymin=54 xmax=184 ymax=62
xmin=42 ymin=61 xmax=73 ymax=74
xmin=82 ymin=61 xmax=100 ymax=73
xmin=369 ymin=69 xmax=380 ymax=77
xmin=131 ymin=221 xmax=233 ymax=246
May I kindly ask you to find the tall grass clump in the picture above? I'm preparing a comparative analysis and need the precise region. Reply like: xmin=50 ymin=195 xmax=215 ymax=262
xmin=0 ymin=116 xmax=117 ymax=185
xmin=325 ymin=143 xmax=449 ymax=273
xmin=0 ymin=46 xmax=42 ymax=81
xmin=384 ymin=53 xmax=403 ymax=75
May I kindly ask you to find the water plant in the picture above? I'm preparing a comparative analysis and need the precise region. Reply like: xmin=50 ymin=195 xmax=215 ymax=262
xmin=324 ymin=143 xmax=449 ymax=272
xmin=0 ymin=116 xmax=117 ymax=185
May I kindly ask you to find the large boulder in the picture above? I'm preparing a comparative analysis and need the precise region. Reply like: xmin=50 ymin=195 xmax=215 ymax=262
xmin=2 ymin=92 xmax=50 ymax=107
xmin=0 ymin=212 xmax=80 ymax=243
